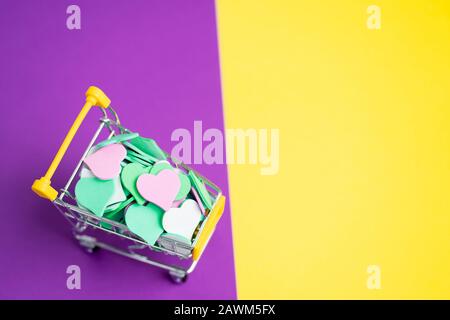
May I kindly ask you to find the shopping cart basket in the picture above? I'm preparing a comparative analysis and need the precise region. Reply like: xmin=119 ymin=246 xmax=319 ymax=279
xmin=32 ymin=86 xmax=226 ymax=283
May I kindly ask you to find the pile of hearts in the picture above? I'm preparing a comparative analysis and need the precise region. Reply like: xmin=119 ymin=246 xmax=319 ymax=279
xmin=74 ymin=134 xmax=215 ymax=246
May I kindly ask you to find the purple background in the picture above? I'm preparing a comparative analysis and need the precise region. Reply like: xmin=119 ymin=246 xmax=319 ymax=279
xmin=0 ymin=0 xmax=236 ymax=299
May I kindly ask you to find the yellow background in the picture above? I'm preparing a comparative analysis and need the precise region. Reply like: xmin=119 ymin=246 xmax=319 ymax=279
xmin=216 ymin=0 xmax=450 ymax=299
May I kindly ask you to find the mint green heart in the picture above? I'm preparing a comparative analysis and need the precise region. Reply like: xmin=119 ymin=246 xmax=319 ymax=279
xmin=125 ymin=154 xmax=152 ymax=167
xmin=125 ymin=203 xmax=164 ymax=245
xmin=75 ymin=177 xmax=115 ymax=217
xmin=121 ymin=163 xmax=151 ymax=205
xmin=123 ymin=142 xmax=157 ymax=163
xmin=94 ymin=133 xmax=139 ymax=150
xmin=150 ymin=161 xmax=173 ymax=175
xmin=127 ymin=150 xmax=153 ymax=165
xmin=188 ymin=171 xmax=213 ymax=209
xmin=129 ymin=136 xmax=167 ymax=160
xmin=101 ymin=197 xmax=134 ymax=230
xmin=174 ymin=169 xmax=191 ymax=201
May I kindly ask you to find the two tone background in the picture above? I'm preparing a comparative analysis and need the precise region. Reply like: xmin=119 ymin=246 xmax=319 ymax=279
xmin=0 ymin=0 xmax=449 ymax=299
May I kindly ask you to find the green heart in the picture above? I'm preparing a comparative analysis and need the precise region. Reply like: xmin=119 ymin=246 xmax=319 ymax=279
xmin=150 ymin=161 xmax=173 ymax=175
xmin=121 ymin=163 xmax=151 ymax=205
xmin=188 ymin=171 xmax=213 ymax=209
xmin=94 ymin=133 xmax=139 ymax=150
xmin=125 ymin=154 xmax=152 ymax=167
xmin=123 ymin=142 xmax=158 ymax=163
xmin=101 ymin=197 xmax=135 ymax=229
xmin=75 ymin=177 xmax=115 ymax=217
xmin=129 ymin=136 xmax=167 ymax=160
xmin=174 ymin=169 xmax=191 ymax=201
xmin=127 ymin=150 xmax=153 ymax=165
xmin=125 ymin=203 xmax=164 ymax=245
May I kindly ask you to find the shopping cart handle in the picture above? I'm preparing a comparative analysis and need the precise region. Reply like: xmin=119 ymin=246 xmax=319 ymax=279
xmin=32 ymin=86 xmax=111 ymax=201
xmin=192 ymin=195 xmax=226 ymax=261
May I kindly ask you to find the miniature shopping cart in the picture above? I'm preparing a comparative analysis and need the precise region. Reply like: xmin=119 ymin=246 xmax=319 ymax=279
xmin=32 ymin=86 xmax=225 ymax=283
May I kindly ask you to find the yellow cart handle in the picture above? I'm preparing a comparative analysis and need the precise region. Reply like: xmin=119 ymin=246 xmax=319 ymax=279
xmin=192 ymin=195 xmax=226 ymax=261
xmin=32 ymin=86 xmax=111 ymax=201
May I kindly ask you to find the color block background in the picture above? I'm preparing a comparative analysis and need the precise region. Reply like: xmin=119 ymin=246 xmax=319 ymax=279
xmin=0 ymin=0 xmax=236 ymax=299
xmin=1 ymin=0 xmax=449 ymax=300
xmin=217 ymin=0 xmax=450 ymax=299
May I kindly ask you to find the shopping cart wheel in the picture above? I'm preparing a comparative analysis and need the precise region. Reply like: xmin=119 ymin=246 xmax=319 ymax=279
xmin=77 ymin=235 xmax=98 ymax=254
xmin=83 ymin=245 xmax=99 ymax=254
xmin=169 ymin=270 xmax=188 ymax=284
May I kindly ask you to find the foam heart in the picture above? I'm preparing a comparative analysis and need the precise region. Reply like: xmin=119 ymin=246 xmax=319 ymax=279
xmin=163 ymin=199 xmax=202 ymax=241
xmin=125 ymin=203 xmax=164 ymax=245
xmin=80 ymin=167 xmax=126 ymax=208
xmin=129 ymin=136 xmax=167 ymax=160
xmin=105 ymin=197 xmax=134 ymax=215
xmin=127 ymin=151 xmax=153 ymax=166
xmin=121 ymin=162 xmax=151 ymax=205
xmin=137 ymin=169 xmax=181 ymax=211
xmin=124 ymin=142 xmax=156 ymax=163
xmin=101 ymin=197 xmax=134 ymax=230
xmin=188 ymin=171 xmax=213 ymax=209
xmin=84 ymin=143 xmax=126 ymax=180
xmin=108 ymin=176 xmax=127 ymax=205
xmin=174 ymin=169 xmax=191 ymax=201
xmin=150 ymin=163 xmax=191 ymax=201
xmin=75 ymin=177 xmax=115 ymax=217
xmin=150 ymin=161 xmax=173 ymax=175
xmin=94 ymin=133 xmax=139 ymax=150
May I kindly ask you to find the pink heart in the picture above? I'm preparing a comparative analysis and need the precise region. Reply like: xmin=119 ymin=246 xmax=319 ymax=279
xmin=136 ymin=170 xmax=181 ymax=211
xmin=84 ymin=143 xmax=126 ymax=180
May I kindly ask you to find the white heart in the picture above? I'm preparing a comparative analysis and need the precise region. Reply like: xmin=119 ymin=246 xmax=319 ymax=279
xmin=162 ymin=199 xmax=202 ymax=241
